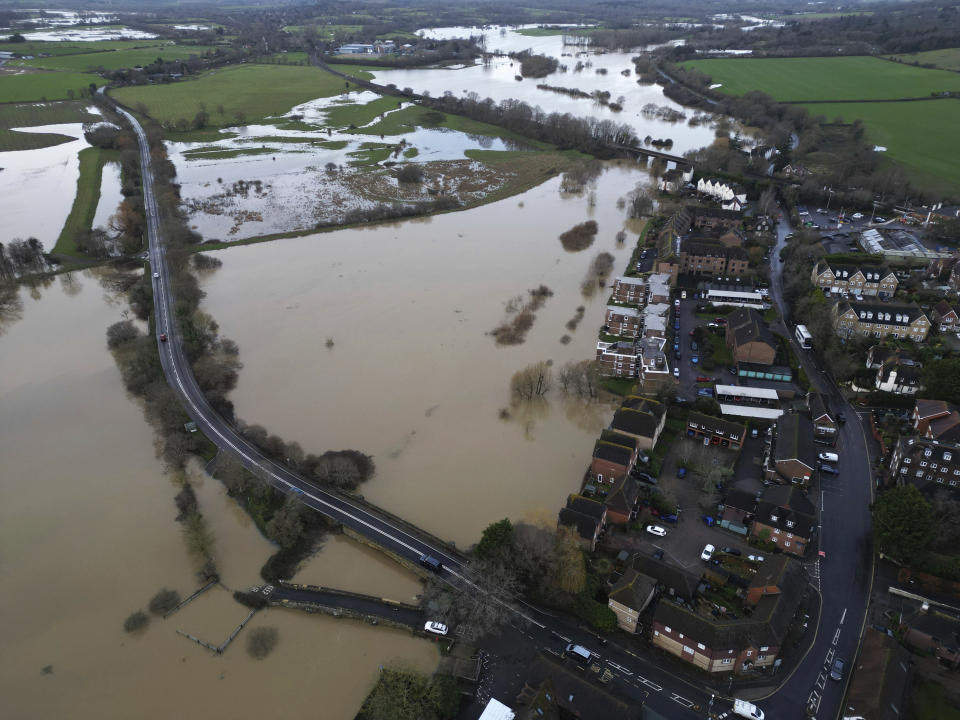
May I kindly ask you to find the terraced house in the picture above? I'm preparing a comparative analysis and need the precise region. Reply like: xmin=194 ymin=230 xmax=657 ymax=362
xmin=605 ymin=305 xmax=642 ymax=338
xmin=831 ymin=300 xmax=930 ymax=342
xmin=611 ymin=276 xmax=647 ymax=304
xmin=811 ymin=261 xmax=898 ymax=297
xmin=609 ymin=396 xmax=667 ymax=450
xmin=596 ymin=340 xmax=640 ymax=378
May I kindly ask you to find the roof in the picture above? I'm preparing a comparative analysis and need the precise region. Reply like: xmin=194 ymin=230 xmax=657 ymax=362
xmin=755 ymin=497 xmax=815 ymax=540
xmin=605 ymin=476 xmax=640 ymax=516
xmin=611 ymin=398 xmax=665 ymax=439
xmin=916 ymin=398 xmax=951 ymax=421
xmin=933 ymin=299 xmax=958 ymax=317
xmin=567 ymin=495 xmax=606 ymax=520
xmin=558 ymin=507 xmax=600 ymax=542
xmin=687 ymin=410 xmax=746 ymax=439
xmin=815 ymin=261 xmax=893 ymax=282
xmin=929 ymin=412 xmax=960 ymax=443
xmin=723 ymin=488 xmax=759 ymax=513
xmin=609 ymin=569 xmax=657 ymax=611
xmin=774 ymin=413 xmax=816 ymax=470
xmin=807 ymin=392 xmax=833 ymax=423
xmin=607 ymin=305 xmax=641 ymax=318
xmin=715 ymin=385 xmax=779 ymax=400
xmin=600 ymin=430 xmax=640 ymax=451
xmin=479 ymin=698 xmax=516 ymax=720
xmin=680 ymin=238 xmax=748 ymax=260
xmin=615 ymin=275 xmax=646 ymax=287
xmin=845 ymin=629 xmax=912 ymax=720
xmin=631 ymin=553 xmax=700 ymax=601
xmin=594 ymin=441 xmax=633 ymax=467
xmin=836 ymin=299 xmax=928 ymax=327
xmin=763 ymin=484 xmax=816 ymax=517
xmin=719 ymin=404 xmax=784 ymax=420
xmin=693 ymin=206 xmax=742 ymax=222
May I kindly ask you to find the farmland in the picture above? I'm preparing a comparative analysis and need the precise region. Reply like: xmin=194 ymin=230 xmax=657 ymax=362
xmin=112 ymin=64 xmax=348 ymax=127
xmin=18 ymin=45 xmax=220 ymax=72
xmin=682 ymin=56 xmax=960 ymax=101
xmin=0 ymin=70 xmax=106 ymax=103
xmin=802 ymin=100 xmax=960 ymax=192
xmin=886 ymin=47 xmax=960 ymax=72
xmin=0 ymin=102 xmax=101 ymax=152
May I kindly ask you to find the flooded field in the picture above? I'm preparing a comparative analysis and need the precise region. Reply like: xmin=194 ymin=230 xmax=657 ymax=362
xmin=92 ymin=160 xmax=122 ymax=230
xmin=371 ymin=25 xmax=718 ymax=154
xmin=0 ymin=122 xmax=90 ymax=248
xmin=0 ymin=270 xmax=436 ymax=720
xmin=199 ymin=161 xmax=647 ymax=547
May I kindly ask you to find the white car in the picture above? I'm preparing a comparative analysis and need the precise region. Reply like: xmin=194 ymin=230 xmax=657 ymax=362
xmin=700 ymin=544 xmax=715 ymax=561
xmin=818 ymin=452 xmax=839 ymax=463
xmin=424 ymin=621 xmax=448 ymax=636
xmin=673 ymin=367 xmax=680 ymax=378
xmin=153 ymin=272 xmax=159 ymax=278
xmin=852 ymin=212 xmax=864 ymax=219
xmin=646 ymin=525 xmax=667 ymax=537
xmin=733 ymin=699 xmax=765 ymax=720
xmin=747 ymin=554 xmax=765 ymax=563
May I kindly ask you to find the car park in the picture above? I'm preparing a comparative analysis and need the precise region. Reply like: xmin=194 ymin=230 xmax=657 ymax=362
xmin=424 ymin=621 xmax=449 ymax=636
xmin=646 ymin=525 xmax=667 ymax=537
xmin=721 ymin=547 xmax=742 ymax=556
xmin=701 ymin=544 xmax=715 ymax=561
xmin=819 ymin=452 xmax=839 ymax=463
xmin=830 ymin=658 xmax=845 ymax=681
xmin=747 ymin=554 xmax=765 ymax=563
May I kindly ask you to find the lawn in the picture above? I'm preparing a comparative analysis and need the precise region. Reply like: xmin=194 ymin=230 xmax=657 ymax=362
xmin=54 ymin=146 xmax=118 ymax=257
xmin=801 ymin=99 xmax=960 ymax=193
xmin=0 ymin=101 xmax=101 ymax=151
xmin=0 ymin=70 xmax=105 ymax=103
xmin=20 ymin=44 xmax=219 ymax=72
xmin=112 ymin=63 xmax=347 ymax=127
xmin=682 ymin=56 xmax=960 ymax=101
xmin=887 ymin=47 xmax=960 ymax=72
xmin=909 ymin=678 xmax=960 ymax=720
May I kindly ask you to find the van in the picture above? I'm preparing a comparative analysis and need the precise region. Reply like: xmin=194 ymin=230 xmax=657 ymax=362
xmin=818 ymin=452 xmax=839 ymax=463
xmin=419 ymin=555 xmax=443 ymax=573
xmin=733 ymin=699 xmax=765 ymax=720
xmin=564 ymin=644 xmax=594 ymax=666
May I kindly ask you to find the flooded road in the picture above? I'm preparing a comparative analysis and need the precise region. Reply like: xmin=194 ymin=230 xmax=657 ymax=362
xmin=0 ymin=270 xmax=436 ymax=719
xmin=199 ymin=162 xmax=646 ymax=547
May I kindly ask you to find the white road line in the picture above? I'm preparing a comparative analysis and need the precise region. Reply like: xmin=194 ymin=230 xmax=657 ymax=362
xmin=825 ymin=647 xmax=835 ymax=664
xmin=606 ymin=661 xmax=632 ymax=675
xmin=840 ymin=607 xmax=847 ymax=625
xmin=816 ymin=672 xmax=826 ymax=690
xmin=670 ymin=694 xmax=694 ymax=708
xmin=638 ymin=676 xmax=662 ymax=691
xmin=833 ymin=627 xmax=841 ymax=646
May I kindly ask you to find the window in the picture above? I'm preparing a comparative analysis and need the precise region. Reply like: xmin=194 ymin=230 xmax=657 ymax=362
xmin=720 ymin=658 xmax=733 ymax=665
xmin=664 ymin=626 xmax=671 ymax=634
xmin=904 ymin=458 xmax=911 ymax=464
xmin=770 ymin=514 xmax=779 ymax=522
xmin=786 ymin=520 xmax=795 ymax=528
xmin=926 ymin=449 xmax=933 ymax=457
xmin=697 ymin=643 xmax=706 ymax=650
xmin=946 ymin=452 xmax=953 ymax=461
xmin=760 ymin=646 xmax=769 ymax=651
xmin=654 ymin=630 xmax=659 ymax=637
xmin=746 ymin=650 xmax=753 ymax=657
xmin=758 ymin=655 xmax=767 ymax=661
xmin=774 ymin=529 xmax=780 ymax=535
xmin=920 ymin=461 xmax=928 ymax=468
xmin=900 ymin=468 xmax=907 ymax=474
xmin=679 ymin=633 xmax=684 ymax=639
xmin=916 ymin=470 xmax=924 ymax=477
xmin=784 ymin=541 xmax=791 ymax=547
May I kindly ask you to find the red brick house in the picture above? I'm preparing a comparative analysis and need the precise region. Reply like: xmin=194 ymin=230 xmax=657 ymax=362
xmin=604 ymin=476 xmax=641 ymax=526
xmin=605 ymin=305 xmax=642 ymax=339
xmin=726 ymin=307 xmax=776 ymax=365
xmin=590 ymin=440 xmax=636 ymax=486
xmin=596 ymin=341 xmax=640 ymax=378
xmin=932 ymin=300 xmax=960 ymax=332
xmin=611 ymin=276 xmax=647 ymax=305
xmin=749 ymin=486 xmax=816 ymax=557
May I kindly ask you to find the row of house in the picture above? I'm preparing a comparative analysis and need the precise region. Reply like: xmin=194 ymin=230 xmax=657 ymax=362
xmin=696 ymin=177 xmax=748 ymax=212
xmin=811 ymin=260 xmax=898 ymax=298
xmin=832 ymin=299 xmax=931 ymax=342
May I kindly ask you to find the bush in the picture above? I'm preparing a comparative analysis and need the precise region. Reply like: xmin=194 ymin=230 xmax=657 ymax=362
xmin=123 ymin=610 xmax=149 ymax=633
xmin=234 ymin=590 xmax=270 ymax=609
xmin=396 ymin=164 xmax=424 ymax=183
xmin=148 ymin=588 xmax=181 ymax=615
xmin=246 ymin=626 xmax=279 ymax=659
xmin=559 ymin=220 xmax=599 ymax=252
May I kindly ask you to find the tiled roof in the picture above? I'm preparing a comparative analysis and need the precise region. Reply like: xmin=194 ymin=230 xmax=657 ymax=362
xmin=774 ymin=413 xmax=816 ymax=469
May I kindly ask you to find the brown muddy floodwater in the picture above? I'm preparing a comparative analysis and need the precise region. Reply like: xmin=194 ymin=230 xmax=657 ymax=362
xmin=0 ymin=270 xmax=437 ymax=720
xmin=199 ymin=161 xmax=648 ymax=548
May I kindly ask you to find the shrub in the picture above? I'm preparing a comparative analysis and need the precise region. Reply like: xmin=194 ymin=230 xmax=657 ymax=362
xmin=246 ymin=626 xmax=279 ymax=659
xmin=397 ymin=164 xmax=424 ymax=183
xmin=123 ymin=610 xmax=149 ymax=633
xmin=148 ymin=588 xmax=181 ymax=615
xmin=559 ymin=220 xmax=599 ymax=252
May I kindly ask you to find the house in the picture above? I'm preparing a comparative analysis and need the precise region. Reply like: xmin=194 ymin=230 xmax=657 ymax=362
xmin=768 ymin=413 xmax=816 ymax=485
xmin=590 ymin=438 xmax=637 ymax=486
xmin=927 ymin=411 xmax=960 ymax=444
xmin=642 ymin=302 xmax=670 ymax=339
xmin=782 ymin=164 xmax=808 ymax=178
xmin=875 ymin=357 xmax=922 ymax=395
xmin=647 ymin=273 xmax=672 ymax=302
xmin=719 ymin=488 xmax=756 ymax=534
xmin=657 ymin=167 xmax=693 ymax=193
xmin=750 ymin=486 xmax=816 ymax=556
xmin=726 ymin=308 xmax=777 ymax=365
xmin=604 ymin=475 xmax=641 ymax=525
xmin=715 ymin=384 xmax=783 ymax=421
xmin=651 ymin=558 xmax=805 ymax=674
xmin=832 ymin=300 xmax=931 ymax=342
xmin=696 ymin=177 xmax=747 ymax=208
xmin=691 ymin=206 xmax=742 ymax=232
xmin=631 ymin=552 xmax=700 ymax=601
xmin=611 ymin=276 xmax=647 ymax=304
xmin=637 ymin=336 xmax=670 ymax=388
xmin=902 ymin=608 xmax=960 ymax=669
xmin=558 ymin=495 xmax=607 ymax=551
xmin=596 ymin=341 xmax=640 ymax=378
xmin=605 ymin=305 xmax=642 ymax=338
xmin=914 ymin=398 xmax=952 ymax=435
xmin=866 ymin=345 xmax=896 ymax=370
xmin=844 ymin=628 xmax=912 ymax=720
xmin=890 ymin=437 xmax=960 ymax=496
xmin=807 ymin=392 xmax=837 ymax=440
xmin=610 ymin=397 xmax=667 ymax=450
xmin=686 ymin=411 xmax=747 ymax=450
xmin=810 ymin=261 xmax=898 ymax=297
xmin=608 ymin=569 xmax=657 ymax=632
xmin=677 ymin=238 xmax=749 ymax=277
xmin=931 ymin=300 xmax=960 ymax=332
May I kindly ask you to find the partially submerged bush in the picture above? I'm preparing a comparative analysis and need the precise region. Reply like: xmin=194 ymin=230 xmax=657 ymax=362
xmin=247 ymin=626 xmax=279 ymax=660
xmin=123 ymin=610 xmax=149 ymax=633
xmin=148 ymin=588 xmax=181 ymax=616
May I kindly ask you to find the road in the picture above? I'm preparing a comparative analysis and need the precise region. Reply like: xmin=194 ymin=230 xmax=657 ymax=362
xmin=115 ymin=95 xmax=875 ymax=719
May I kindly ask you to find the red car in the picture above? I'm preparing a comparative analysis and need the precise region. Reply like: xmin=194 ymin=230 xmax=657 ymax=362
xmin=159 ymin=333 xmax=168 ymax=342
xmin=714 ymin=317 xmax=727 ymax=325
xmin=696 ymin=376 xmax=712 ymax=383
xmin=689 ymin=329 xmax=695 ymax=336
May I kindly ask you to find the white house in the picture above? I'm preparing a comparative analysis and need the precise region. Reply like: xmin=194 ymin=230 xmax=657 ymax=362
xmin=697 ymin=177 xmax=748 ymax=208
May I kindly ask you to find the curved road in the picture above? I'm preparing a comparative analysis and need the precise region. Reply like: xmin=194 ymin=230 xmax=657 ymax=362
xmin=117 ymin=97 xmax=875 ymax=719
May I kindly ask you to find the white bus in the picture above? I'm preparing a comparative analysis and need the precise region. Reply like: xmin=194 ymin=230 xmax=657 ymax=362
xmin=795 ymin=324 xmax=813 ymax=350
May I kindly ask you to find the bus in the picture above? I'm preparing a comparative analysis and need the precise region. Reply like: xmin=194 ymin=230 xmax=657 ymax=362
xmin=795 ymin=324 xmax=813 ymax=350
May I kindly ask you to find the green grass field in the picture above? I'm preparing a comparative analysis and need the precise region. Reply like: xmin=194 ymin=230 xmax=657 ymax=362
xmin=20 ymin=45 xmax=219 ymax=72
xmin=356 ymin=105 xmax=553 ymax=148
xmin=0 ymin=101 xmax=101 ymax=151
xmin=3 ymin=39 xmax=170 ymax=57
xmin=683 ymin=56 xmax=960 ymax=100
xmin=112 ymin=64 xmax=347 ymax=127
xmin=323 ymin=95 xmax=405 ymax=128
xmin=887 ymin=47 xmax=960 ymax=72
xmin=54 ymin=146 xmax=118 ymax=257
xmin=0 ymin=70 xmax=105 ymax=103
xmin=802 ymin=100 xmax=960 ymax=193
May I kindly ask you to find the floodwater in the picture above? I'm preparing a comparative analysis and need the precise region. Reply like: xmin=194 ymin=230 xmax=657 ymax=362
xmin=0 ymin=122 xmax=89 ymax=249
xmin=21 ymin=27 xmax=158 ymax=41
xmin=199 ymin=161 xmax=648 ymax=547
xmin=0 ymin=270 xmax=437 ymax=719
xmin=92 ymin=160 xmax=122 ymax=230
xmin=373 ymin=25 xmax=719 ymax=153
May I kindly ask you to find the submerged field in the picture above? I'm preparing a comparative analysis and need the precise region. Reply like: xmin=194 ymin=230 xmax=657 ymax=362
xmin=682 ymin=56 xmax=960 ymax=100
xmin=802 ymin=99 xmax=960 ymax=192
xmin=0 ymin=102 xmax=101 ymax=152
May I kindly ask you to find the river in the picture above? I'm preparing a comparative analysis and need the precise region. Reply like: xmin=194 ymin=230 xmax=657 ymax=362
xmin=0 ymin=269 xmax=436 ymax=720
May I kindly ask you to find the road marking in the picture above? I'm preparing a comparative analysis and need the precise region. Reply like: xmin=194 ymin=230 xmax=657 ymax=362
xmin=840 ymin=607 xmax=847 ymax=625
xmin=670 ymin=693 xmax=694 ymax=708
xmin=606 ymin=661 xmax=632 ymax=675
xmin=637 ymin=676 xmax=662 ymax=691
xmin=816 ymin=672 xmax=826 ymax=690
xmin=833 ymin=628 xmax=841 ymax=646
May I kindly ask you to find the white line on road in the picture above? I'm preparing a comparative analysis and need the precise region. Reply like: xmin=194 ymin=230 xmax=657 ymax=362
xmin=833 ymin=627 xmax=841 ymax=646
xmin=826 ymin=647 xmax=835 ymax=664
xmin=606 ymin=661 xmax=633 ymax=676
xmin=638 ymin=676 xmax=663 ymax=691
xmin=840 ymin=607 xmax=847 ymax=625
xmin=816 ymin=672 xmax=826 ymax=690
xmin=670 ymin=694 xmax=694 ymax=708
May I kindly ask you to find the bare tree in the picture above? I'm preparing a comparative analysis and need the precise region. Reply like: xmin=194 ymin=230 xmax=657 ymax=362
xmin=510 ymin=361 xmax=553 ymax=403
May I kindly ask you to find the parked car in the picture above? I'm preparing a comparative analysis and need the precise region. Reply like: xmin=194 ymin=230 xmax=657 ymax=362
xmin=820 ymin=463 xmax=839 ymax=475
xmin=691 ymin=356 xmax=700 ymax=364
xmin=689 ymin=329 xmax=695 ymax=336
xmin=424 ymin=621 xmax=449 ymax=636
xmin=747 ymin=554 xmax=765 ymax=563
xmin=637 ymin=450 xmax=650 ymax=464
xmin=819 ymin=452 xmax=839 ymax=463
xmin=646 ymin=525 xmax=667 ymax=537
xmin=696 ymin=375 xmax=712 ymax=383
xmin=721 ymin=547 xmax=742 ymax=556
xmin=697 ymin=387 xmax=713 ymax=397
xmin=153 ymin=272 xmax=159 ymax=278
xmin=159 ymin=333 xmax=168 ymax=342
xmin=852 ymin=212 xmax=864 ymax=219
xmin=700 ymin=544 xmax=715 ymax=561
xmin=690 ymin=341 xmax=699 ymax=351
xmin=674 ymin=299 xmax=681 ymax=307
xmin=837 ymin=412 xmax=847 ymax=424
xmin=673 ymin=367 xmax=680 ymax=378
xmin=830 ymin=658 xmax=845 ymax=681
xmin=733 ymin=699 xmax=765 ymax=720
xmin=751 ymin=428 xmax=759 ymax=439
xmin=714 ymin=317 xmax=727 ymax=325
xmin=635 ymin=472 xmax=658 ymax=485
xmin=661 ymin=514 xmax=678 ymax=524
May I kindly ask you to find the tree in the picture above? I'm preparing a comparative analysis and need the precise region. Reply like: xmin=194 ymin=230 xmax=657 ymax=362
xmin=873 ymin=485 xmax=935 ymax=562
xmin=476 ymin=518 xmax=514 ymax=561
xmin=551 ymin=525 xmax=587 ymax=594
xmin=123 ymin=610 xmax=149 ymax=632
xmin=246 ymin=626 xmax=279 ymax=659
xmin=360 ymin=665 xmax=456 ymax=720
xmin=423 ymin=556 xmax=520 ymax=637
xmin=921 ymin=359 xmax=960 ymax=406
xmin=265 ymin=496 xmax=308 ymax=549
xmin=148 ymin=588 xmax=181 ymax=615
xmin=510 ymin=361 xmax=552 ymax=403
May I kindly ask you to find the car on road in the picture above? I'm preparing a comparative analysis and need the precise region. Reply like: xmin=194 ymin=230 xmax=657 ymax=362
xmin=677 ymin=467 xmax=687 ymax=478
xmin=153 ymin=272 xmax=159 ymax=278
xmin=673 ymin=367 xmax=680 ymax=378
xmin=424 ymin=621 xmax=448 ymax=636
xmin=159 ymin=333 xmax=168 ymax=342
xmin=875 ymin=216 xmax=886 ymax=223
xmin=720 ymin=547 xmax=742 ymax=556
xmin=820 ymin=463 xmax=839 ymax=475
xmin=564 ymin=643 xmax=595 ymax=666
xmin=830 ymin=657 xmax=845 ymax=681
xmin=852 ymin=212 xmax=864 ymax=219
xmin=733 ymin=699 xmax=765 ymax=720
xmin=819 ymin=452 xmax=839 ymax=463
xmin=751 ymin=428 xmax=759 ymax=439
xmin=700 ymin=544 xmax=715 ymax=561
xmin=420 ymin=555 xmax=443 ymax=572
xmin=747 ymin=554 xmax=765 ymax=563
xmin=837 ymin=412 xmax=847 ymax=424
xmin=691 ymin=356 xmax=700 ymax=364
xmin=674 ymin=299 xmax=681 ymax=308
xmin=646 ymin=525 xmax=667 ymax=537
